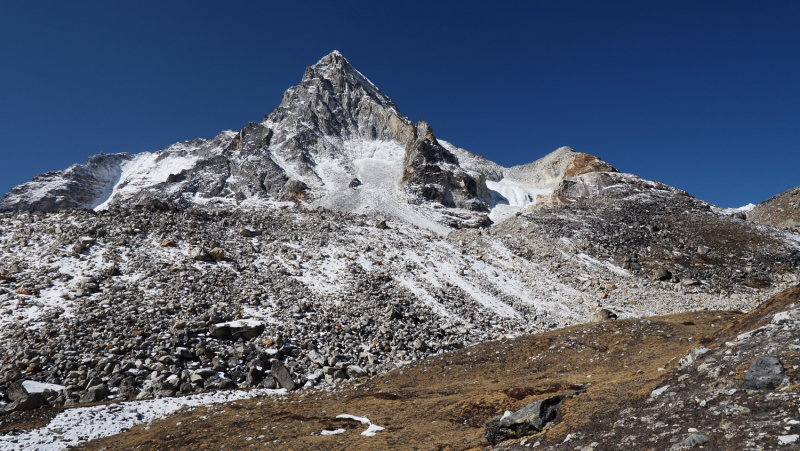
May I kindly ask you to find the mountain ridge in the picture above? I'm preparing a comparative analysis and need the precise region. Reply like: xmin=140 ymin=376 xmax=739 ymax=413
xmin=0 ymin=52 xmax=641 ymax=233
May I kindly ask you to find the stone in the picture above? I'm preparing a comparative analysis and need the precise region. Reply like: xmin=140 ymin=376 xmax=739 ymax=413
xmin=591 ymin=308 xmax=618 ymax=323
xmin=743 ymin=356 xmax=785 ymax=390
xmin=238 ymin=229 xmax=262 ymax=237
xmin=208 ymin=320 xmax=265 ymax=340
xmin=375 ymin=219 xmax=388 ymax=229
xmin=678 ymin=346 xmax=710 ymax=368
xmin=189 ymin=247 xmax=212 ymax=262
xmin=346 ymin=365 xmax=367 ymax=379
xmin=348 ymin=178 xmax=362 ymax=188
xmin=194 ymin=368 xmax=217 ymax=378
xmin=485 ymin=393 xmax=577 ymax=445
xmin=6 ymin=380 xmax=29 ymax=401
xmin=307 ymin=350 xmax=325 ymax=366
xmin=261 ymin=376 xmax=277 ymax=389
xmin=208 ymin=247 xmax=225 ymax=262
xmin=697 ymin=245 xmax=711 ymax=255
xmin=79 ymin=384 xmax=109 ymax=403
xmin=655 ymin=268 xmax=672 ymax=281
xmin=246 ymin=367 xmax=265 ymax=384
xmin=3 ymin=394 xmax=48 ymax=412
xmin=670 ymin=433 xmax=711 ymax=450
xmin=271 ymin=361 xmax=295 ymax=390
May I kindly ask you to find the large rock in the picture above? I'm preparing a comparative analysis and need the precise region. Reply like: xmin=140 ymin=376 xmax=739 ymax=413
xmin=271 ymin=361 xmax=296 ymax=390
xmin=207 ymin=247 xmax=225 ymax=262
xmin=3 ymin=394 xmax=48 ymax=413
xmin=743 ymin=356 xmax=785 ymax=390
xmin=591 ymin=308 xmax=618 ymax=323
xmin=484 ymin=392 xmax=579 ymax=445
xmin=79 ymin=384 xmax=109 ymax=403
xmin=208 ymin=319 xmax=265 ymax=340
xmin=190 ymin=247 xmax=213 ymax=262
xmin=6 ymin=380 xmax=29 ymax=401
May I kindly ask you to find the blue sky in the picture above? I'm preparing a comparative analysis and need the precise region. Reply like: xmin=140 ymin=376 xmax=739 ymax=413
xmin=1 ymin=1 xmax=798 ymax=208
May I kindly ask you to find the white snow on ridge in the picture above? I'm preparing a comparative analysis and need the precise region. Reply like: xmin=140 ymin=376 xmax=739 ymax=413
xmin=93 ymin=149 xmax=202 ymax=210
xmin=0 ymin=388 xmax=286 ymax=451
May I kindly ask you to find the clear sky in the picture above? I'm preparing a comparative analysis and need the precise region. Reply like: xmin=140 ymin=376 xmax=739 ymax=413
xmin=1 ymin=1 xmax=798 ymax=208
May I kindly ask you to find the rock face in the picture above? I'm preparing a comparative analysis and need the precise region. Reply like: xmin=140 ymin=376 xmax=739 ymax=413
xmin=0 ymin=51 xmax=664 ymax=232
xmin=748 ymin=185 xmax=800 ymax=231
xmin=401 ymin=120 xmax=490 ymax=212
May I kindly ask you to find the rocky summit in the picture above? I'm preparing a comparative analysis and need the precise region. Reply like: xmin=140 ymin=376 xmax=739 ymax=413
xmin=0 ymin=52 xmax=800 ymax=450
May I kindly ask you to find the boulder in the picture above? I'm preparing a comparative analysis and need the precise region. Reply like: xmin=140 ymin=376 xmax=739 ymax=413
xmin=3 ymin=394 xmax=48 ymax=413
xmin=671 ymin=433 xmax=711 ymax=450
xmin=189 ymin=247 xmax=213 ymax=262
xmin=238 ymin=229 xmax=262 ymax=237
xmin=208 ymin=247 xmax=225 ymax=262
xmin=208 ymin=319 xmax=265 ymax=340
xmin=307 ymin=350 xmax=325 ymax=366
xmin=6 ymin=380 xmax=29 ymax=401
xmin=484 ymin=392 xmax=579 ymax=445
xmin=591 ymin=308 xmax=618 ymax=323
xmin=655 ymin=268 xmax=672 ymax=281
xmin=743 ymin=356 xmax=785 ymax=390
xmin=346 ymin=365 xmax=367 ymax=379
xmin=79 ymin=384 xmax=109 ymax=403
xmin=271 ymin=361 xmax=295 ymax=390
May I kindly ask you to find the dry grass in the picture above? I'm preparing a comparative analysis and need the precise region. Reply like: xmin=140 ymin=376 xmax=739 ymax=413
xmin=69 ymin=310 xmax=743 ymax=451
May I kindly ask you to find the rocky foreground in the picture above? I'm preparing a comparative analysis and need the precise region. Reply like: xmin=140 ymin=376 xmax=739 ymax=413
xmin=0 ymin=285 xmax=789 ymax=450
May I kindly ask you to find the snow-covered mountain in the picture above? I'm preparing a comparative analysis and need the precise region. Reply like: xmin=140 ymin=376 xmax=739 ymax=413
xmin=1 ymin=51 xmax=634 ymax=232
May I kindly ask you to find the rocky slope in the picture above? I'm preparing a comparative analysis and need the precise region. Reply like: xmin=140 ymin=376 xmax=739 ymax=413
xmin=748 ymin=185 xmax=800 ymax=231
xmin=0 ymin=196 xmax=797 ymax=414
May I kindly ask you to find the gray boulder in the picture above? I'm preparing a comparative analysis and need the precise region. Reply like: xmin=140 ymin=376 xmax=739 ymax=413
xmin=743 ymin=356 xmax=785 ymax=390
xmin=346 ymin=365 xmax=367 ymax=379
xmin=189 ymin=247 xmax=213 ymax=262
xmin=238 ymin=228 xmax=262 ymax=237
xmin=591 ymin=308 xmax=618 ymax=323
xmin=79 ymin=384 xmax=109 ymax=403
xmin=271 ymin=361 xmax=295 ymax=390
xmin=3 ymin=393 xmax=48 ymax=412
xmin=208 ymin=320 xmax=265 ymax=340
xmin=6 ymin=381 xmax=29 ymax=401
xmin=670 ymin=433 xmax=711 ymax=449
xmin=655 ymin=268 xmax=672 ymax=281
xmin=484 ymin=392 xmax=578 ymax=445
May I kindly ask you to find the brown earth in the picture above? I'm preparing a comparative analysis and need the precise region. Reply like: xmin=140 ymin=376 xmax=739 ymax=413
xmin=563 ymin=153 xmax=618 ymax=178
xmin=748 ymin=185 xmax=800 ymax=230
xmin=61 ymin=309 xmax=746 ymax=451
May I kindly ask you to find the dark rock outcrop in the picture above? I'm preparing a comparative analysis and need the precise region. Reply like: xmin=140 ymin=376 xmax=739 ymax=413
xmin=484 ymin=392 xmax=579 ymax=445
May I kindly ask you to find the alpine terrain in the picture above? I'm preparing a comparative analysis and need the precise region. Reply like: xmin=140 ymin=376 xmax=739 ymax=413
xmin=1 ymin=52 xmax=799 ymax=450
